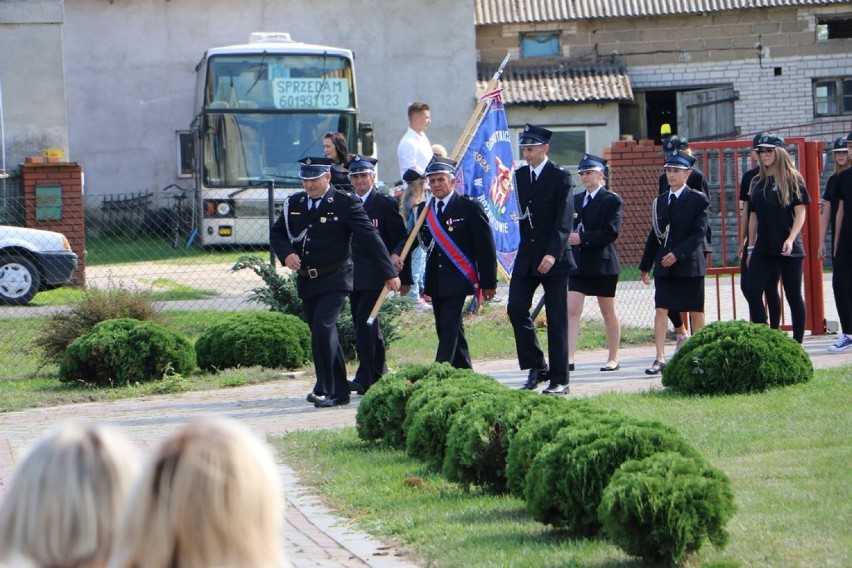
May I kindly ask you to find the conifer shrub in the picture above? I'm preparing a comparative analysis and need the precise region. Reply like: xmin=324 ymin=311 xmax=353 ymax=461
xmin=59 ymin=318 xmax=195 ymax=386
xmin=442 ymin=391 xmax=567 ymax=492
xmin=505 ymin=402 xmax=622 ymax=498
xmin=36 ymin=285 xmax=161 ymax=364
xmin=663 ymin=320 xmax=812 ymax=394
xmin=598 ymin=452 xmax=736 ymax=565
xmin=525 ymin=419 xmax=700 ymax=535
xmin=403 ymin=373 xmax=504 ymax=468
xmin=355 ymin=363 xmax=434 ymax=448
xmin=194 ymin=311 xmax=310 ymax=371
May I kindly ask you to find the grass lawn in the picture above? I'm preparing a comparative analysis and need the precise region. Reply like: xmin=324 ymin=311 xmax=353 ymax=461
xmin=274 ymin=367 xmax=851 ymax=567
xmin=85 ymin=235 xmax=267 ymax=266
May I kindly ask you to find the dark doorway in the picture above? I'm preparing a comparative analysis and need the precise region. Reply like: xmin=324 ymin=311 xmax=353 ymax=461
xmin=645 ymin=90 xmax=677 ymax=143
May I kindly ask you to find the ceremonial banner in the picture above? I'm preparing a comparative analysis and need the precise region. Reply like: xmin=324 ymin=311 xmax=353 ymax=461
xmin=455 ymin=91 xmax=520 ymax=275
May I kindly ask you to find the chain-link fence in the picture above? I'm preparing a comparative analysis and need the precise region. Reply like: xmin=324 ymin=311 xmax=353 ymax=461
xmin=0 ymin=163 xmax=839 ymax=381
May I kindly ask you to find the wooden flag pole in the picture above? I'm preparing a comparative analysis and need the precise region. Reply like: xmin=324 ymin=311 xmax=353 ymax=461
xmin=367 ymin=53 xmax=511 ymax=325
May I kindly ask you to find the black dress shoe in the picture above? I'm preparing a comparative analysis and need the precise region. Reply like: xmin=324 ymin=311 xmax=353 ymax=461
xmin=542 ymin=383 xmax=570 ymax=395
xmin=569 ymin=363 xmax=575 ymax=372
xmin=520 ymin=366 xmax=550 ymax=390
xmin=306 ymin=392 xmax=327 ymax=405
xmin=314 ymin=397 xmax=351 ymax=408
xmin=349 ymin=380 xmax=367 ymax=395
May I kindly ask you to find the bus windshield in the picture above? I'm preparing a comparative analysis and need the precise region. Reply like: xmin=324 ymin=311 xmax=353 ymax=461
xmin=206 ymin=53 xmax=354 ymax=111
xmin=201 ymin=112 xmax=357 ymax=187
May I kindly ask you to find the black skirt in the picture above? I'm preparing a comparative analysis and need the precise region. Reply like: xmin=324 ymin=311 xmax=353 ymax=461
xmin=654 ymin=276 xmax=705 ymax=312
xmin=569 ymin=274 xmax=619 ymax=298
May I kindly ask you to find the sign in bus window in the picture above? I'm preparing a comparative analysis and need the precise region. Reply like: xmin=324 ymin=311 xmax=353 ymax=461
xmin=273 ymin=78 xmax=350 ymax=110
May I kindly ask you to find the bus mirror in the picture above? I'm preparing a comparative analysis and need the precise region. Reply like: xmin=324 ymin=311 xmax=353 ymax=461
xmin=359 ymin=122 xmax=375 ymax=156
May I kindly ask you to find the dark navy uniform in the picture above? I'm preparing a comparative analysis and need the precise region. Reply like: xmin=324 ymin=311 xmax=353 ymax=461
xmin=508 ymin=125 xmax=575 ymax=392
xmin=415 ymin=187 xmax=497 ymax=369
xmin=570 ymin=187 xmax=623 ymax=284
xmin=350 ymin=168 xmax=409 ymax=391
xmin=270 ymin=158 xmax=396 ymax=405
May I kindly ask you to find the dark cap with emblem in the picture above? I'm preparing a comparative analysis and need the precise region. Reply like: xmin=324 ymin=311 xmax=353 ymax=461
xmin=402 ymin=168 xmax=425 ymax=183
xmin=519 ymin=124 xmax=552 ymax=146
xmin=751 ymin=132 xmax=769 ymax=148
xmin=424 ymin=156 xmax=458 ymax=176
xmin=830 ymin=137 xmax=848 ymax=152
xmin=755 ymin=134 xmax=785 ymax=149
xmin=347 ymin=155 xmax=378 ymax=175
xmin=298 ymin=157 xmax=333 ymax=179
xmin=663 ymin=149 xmax=696 ymax=170
xmin=660 ymin=135 xmax=689 ymax=156
xmin=578 ymin=154 xmax=607 ymax=173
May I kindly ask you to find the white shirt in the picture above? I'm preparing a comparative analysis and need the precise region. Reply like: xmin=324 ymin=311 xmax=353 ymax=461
xmin=397 ymin=127 xmax=432 ymax=180
xmin=530 ymin=157 xmax=549 ymax=182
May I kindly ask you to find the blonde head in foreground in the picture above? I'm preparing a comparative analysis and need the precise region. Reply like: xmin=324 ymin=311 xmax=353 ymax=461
xmin=0 ymin=422 xmax=140 ymax=568
xmin=109 ymin=417 xmax=287 ymax=568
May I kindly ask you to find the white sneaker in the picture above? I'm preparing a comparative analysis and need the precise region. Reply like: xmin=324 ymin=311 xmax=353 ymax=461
xmin=675 ymin=333 xmax=690 ymax=351
xmin=827 ymin=334 xmax=852 ymax=353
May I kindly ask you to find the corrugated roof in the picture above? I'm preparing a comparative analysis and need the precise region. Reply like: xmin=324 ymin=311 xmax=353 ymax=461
xmin=475 ymin=0 xmax=849 ymax=25
xmin=478 ymin=63 xmax=633 ymax=104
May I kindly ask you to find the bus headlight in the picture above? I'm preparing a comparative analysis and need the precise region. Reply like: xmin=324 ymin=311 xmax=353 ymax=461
xmin=216 ymin=202 xmax=232 ymax=216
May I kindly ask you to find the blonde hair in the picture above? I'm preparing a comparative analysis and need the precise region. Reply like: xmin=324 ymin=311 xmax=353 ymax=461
xmin=431 ymin=144 xmax=448 ymax=158
xmin=754 ymin=146 xmax=804 ymax=207
xmin=0 ymin=423 xmax=140 ymax=568
xmin=109 ymin=418 xmax=287 ymax=568
xmin=400 ymin=178 xmax=426 ymax=223
xmin=831 ymin=149 xmax=850 ymax=176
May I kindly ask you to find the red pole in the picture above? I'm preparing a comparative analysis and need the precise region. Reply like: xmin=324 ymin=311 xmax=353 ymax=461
xmin=803 ymin=141 xmax=825 ymax=334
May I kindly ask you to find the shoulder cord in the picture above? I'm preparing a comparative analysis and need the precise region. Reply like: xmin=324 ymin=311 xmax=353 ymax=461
xmin=651 ymin=195 xmax=669 ymax=246
xmin=283 ymin=192 xmax=309 ymax=244
xmin=416 ymin=199 xmax=436 ymax=256
xmin=510 ymin=168 xmax=533 ymax=229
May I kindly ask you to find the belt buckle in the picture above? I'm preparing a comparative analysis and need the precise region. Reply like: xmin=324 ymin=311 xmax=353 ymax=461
xmin=307 ymin=267 xmax=318 ymax=278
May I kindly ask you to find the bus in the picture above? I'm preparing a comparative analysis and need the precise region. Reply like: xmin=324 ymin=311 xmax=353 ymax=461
xmin=189 ymin=32 xmax=374 ymax=246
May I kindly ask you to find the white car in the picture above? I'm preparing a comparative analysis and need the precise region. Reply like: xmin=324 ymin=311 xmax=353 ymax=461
xmin=0 ymin=225 xmax=79 ymax=305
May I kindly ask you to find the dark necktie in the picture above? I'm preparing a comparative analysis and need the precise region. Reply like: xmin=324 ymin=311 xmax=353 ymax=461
xmin=437 ymin=200 xmax=444 ymax=218
xmin=583 ymin=194 xmax=591 ymax=209
xmin=668 ymin=193 xmax=677 ymax=207
xmin=531 ymin=171 xmax=537 ymax=184
xmin=311 ymin=198 xmax=320 ymax=210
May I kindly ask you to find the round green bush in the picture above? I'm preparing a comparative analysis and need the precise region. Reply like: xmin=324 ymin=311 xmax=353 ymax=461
xmin=598 ymin=452 xmax=736 ymax=565
xmin=403 ymin=373 xmax=504 ymax=468
xmin=356 ymin=363 xmax=434 ymax=448
xmin=663 ymin=320 xmax=813 ymax=395
xmin=59 ymin=318 xmax=196 ymax=386
xmin=442 ymin=391 xmax=567 ymax=493
xmin=194 ymin=311 xmax=310 ymax=371
xmin=525 ymin=419 xmax=700 ymax=534
xmin=505 ymin=401 xmax=621 ymax=498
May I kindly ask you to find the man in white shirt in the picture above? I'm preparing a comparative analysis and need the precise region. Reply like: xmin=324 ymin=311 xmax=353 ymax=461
xmin=397 ymin=102 xmax=432 ymax=181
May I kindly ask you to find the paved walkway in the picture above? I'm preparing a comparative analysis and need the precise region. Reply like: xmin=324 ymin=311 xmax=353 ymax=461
xmin=0 ymin=335 xmax=849 ymax=567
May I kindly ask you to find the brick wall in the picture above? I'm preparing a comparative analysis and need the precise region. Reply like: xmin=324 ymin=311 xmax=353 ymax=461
xmin=602 ymin=139 xmax=664 ymax=266
xmin=21 ymin=162 xmax=87 ymax=286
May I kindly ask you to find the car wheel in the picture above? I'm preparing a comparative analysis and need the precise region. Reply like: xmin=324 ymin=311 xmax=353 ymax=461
xmin=0 ymin=255 xmax=41 ymax=305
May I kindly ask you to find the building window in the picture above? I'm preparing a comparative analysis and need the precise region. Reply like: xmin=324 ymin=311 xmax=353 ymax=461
xmin=520 ymin=33 xmax=560 ymax=58
xmin=813 ymin=78 xmax=852 ymax=116
xmin=176 ymin=131 xmax=193 ymax=178
xmin=512 ymin=127 xmax=587 ymax=168
xmin=817 ymin=16 xmax=852 ymax=41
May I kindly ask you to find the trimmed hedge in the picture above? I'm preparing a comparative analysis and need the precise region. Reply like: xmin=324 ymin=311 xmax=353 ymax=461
xmin=194 ymin=311 xmax=311 ymax=371
xmin=505 ymin=402 xmax=621 ymax=498
xmin=403 ymin=374 xmax=504 ymax=468
xmin=599 ymin=452 xmax=736 ymax=565
xmin=663 ymin=320 xmax=813 ymax=394
xmin=525 ymin=419 xmax=700 ymax=535
xmin=60 ymin=318 xmax=196 ymax=386
xmin=442 ymin=391 xmax=566 ymax=492
xmin=355 ymin=364 xmax=434 ymax=448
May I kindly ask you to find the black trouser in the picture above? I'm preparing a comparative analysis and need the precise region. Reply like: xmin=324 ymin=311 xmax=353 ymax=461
xmin=832 ymin=245 xmax=852 ymax=335
xmin=303 ymin=291 xmax=348 ymax=399
xmin=432 ymin=294 xmax=472 ymax=369
xmin=507 ymin=271 xmax=569 ymax=384
xmin=746 ymin=253 xmax=806 ymax=342
xmin=350 ymin=289 xmax=387 ymax=389
xmin=740 ymin=245 xmax=782 ymax=328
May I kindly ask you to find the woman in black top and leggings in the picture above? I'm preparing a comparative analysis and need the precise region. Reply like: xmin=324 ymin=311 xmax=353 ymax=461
xmin=746 ymin=134 xmax=810 ymax=342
